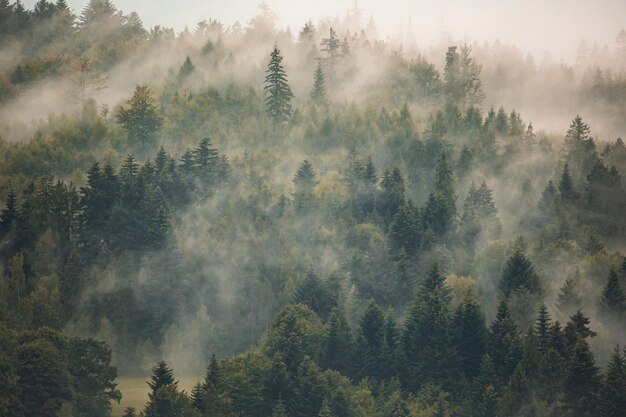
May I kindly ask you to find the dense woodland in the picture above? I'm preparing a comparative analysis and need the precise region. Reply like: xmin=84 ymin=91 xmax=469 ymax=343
xmin=1 ymin=1 xmax=626 ymax=417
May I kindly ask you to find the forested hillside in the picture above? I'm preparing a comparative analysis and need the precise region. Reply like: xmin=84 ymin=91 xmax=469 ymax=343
xmin=1 ymin=1 xmax=626 ymax=416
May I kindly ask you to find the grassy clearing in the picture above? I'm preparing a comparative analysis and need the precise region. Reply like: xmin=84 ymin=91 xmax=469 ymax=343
xmin=111 ymin=376 xmax=201 ymax=416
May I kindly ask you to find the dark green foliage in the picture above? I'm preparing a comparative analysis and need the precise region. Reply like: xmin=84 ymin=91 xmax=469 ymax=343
xmin=560 ymin=339 xmax=601 ymax=417
xmin=122 ymin=407 xmax=137 ymax=417
xmin=452 ymin=291 xmax=488 ymax=379
xmin=499 ymin=239 xmax=541 ymax=298
xmin=600 ymin=268 xmax=626 ymax=317
xmin=115 ymin=85 xmax=163 ymax=148
xmin=322 ymin=308 xmax=353 ymax=374
xmin=2 ymin=7 xmax=626 ymax=417
xmin=0 ymin=189 xmax=18 ymax=233
xmin=564 ymin=310 xmax=596 ymax=350
xmin=264 ymin=47 xmax=293 ymax=125
xmin=389 ymin=202 xmax=420 ymax=252
xmin=558 ymin=163 xmax=575 ymax=200
xmin=379 ymin=167 xmax=406 ymax=225
xmin=67 ymin=337 xmax=121 ymax=417
xmin=488 ymin=300 xmax=522 ymax=387
xmin=293 ymin=271 xmax=335 ymax=321
xmin=264 ymin=304 xmax=324 ymax=375
xmin=290 ymin=356 xmax=324 ymax=417
xmin=355 ymin=300 xmax=385 ymax=380
xmin=600 ymin=346 xmax=626 ymax=417
xmin=148 ymin=361 xmax=176 ymax=394
xmin=422 ymin=151 xmax=456 ymax=237
xmin=401 ymin=264 xmax=460 ymax=392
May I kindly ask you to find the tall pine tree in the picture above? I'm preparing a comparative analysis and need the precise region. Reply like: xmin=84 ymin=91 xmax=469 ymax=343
xmin=264 ymin=46 xmax=294 ymax=125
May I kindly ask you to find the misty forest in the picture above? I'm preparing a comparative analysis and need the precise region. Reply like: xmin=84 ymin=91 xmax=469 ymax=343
xmin=2 ymin=1 xmax=626 ymax=416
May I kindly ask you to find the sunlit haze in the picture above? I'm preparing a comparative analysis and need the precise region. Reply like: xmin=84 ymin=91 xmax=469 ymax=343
xmin=23 ymin=0 xmax=626 ymax=63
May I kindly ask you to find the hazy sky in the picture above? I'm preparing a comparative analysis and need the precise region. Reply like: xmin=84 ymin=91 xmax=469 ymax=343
xmin=23 ymin=0 xmax=626 ymax=62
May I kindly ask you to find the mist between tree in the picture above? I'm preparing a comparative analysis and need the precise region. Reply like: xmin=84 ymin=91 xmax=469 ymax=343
xmin=1 ymin=1 xmax=626 ymax=417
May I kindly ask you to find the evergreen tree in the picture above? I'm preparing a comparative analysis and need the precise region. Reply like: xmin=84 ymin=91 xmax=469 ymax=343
xmin=443 ymin=45 xmax=484 ymax=108
xmin=389 ymin=202 xmax=420 ymax=253
xmin=453 ymin=290 xmax=488 ymax=379
xmin=322 ymin=308 xmax=353 ymax=375
xmin=264 ymin=46 xmax=293 ymax=125
xmin=272 ymin=400 xmax=288 ymax=417
xmin=564 ymin=310 xmax=596 ymax=350
xmin=310 ymin=63 xmax=328 ymax=106
xmin=488 ymin=300 xmax=522 ymax=387
xmin=401 ymin=264 xmax=459 ymax=392
xmin=320 ymin=28 xmax=340 ymax=59
xmin=356 ymin=300 xmax=385 ymax=380
xmin=379 ymin=167 xmax=406 ymax=225
xmin=563 ymin=115 xmax=598 ymax=186
xmin=600 ymin=268 xmax=626 ymax=317
xmin=382 ymin=312 xmax=400 ymax=381
xmin=600 ymin=346 xmax=626 ymax=417
xmin=178 ymin=55 xmax=195 ymax=80
xmin=148 ymin=361 xmax=176 ymax=394
xmin=193 ymin=137 xmax=220 ymax=183
xmin=557 ymin=272 xmax=583 ymax=317
xmin=121 ymin=407 xmax=137 ymax=417
xmin=0 ymin=189 xmax=18 ymax=233
xmin=531 ymin=305 xmax=549 ymax=356
xmin=560 ymin=339 xmax=601 ymax=417
xmin=293 ymin=160 xmax=318 ymax=211
xmin=558 ymin=163 xmax=575 ymax=200
xmin=538 ymin=180 xmax=557 ymax=213
xmin=499 ymin=239 xmax=541 ymax=298
xmin=290 ymin=356 xmax=324 ymax=417
xmin=293 ymin=271 xmax=335 ymax=321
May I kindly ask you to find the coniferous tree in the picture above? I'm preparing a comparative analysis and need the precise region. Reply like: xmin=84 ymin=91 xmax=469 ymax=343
xmin=563 ymin=115 xmax=598 ymax=186
xmin=0 ymin=189 xmax=18 ymax=233
xmin=379 ymin=167 xmax=406 ymax=225
xmin=557 ymin=272 xmax=583 ymax=317
xmin=322 ymin=307 xmax=353 ymax=375
xmin=443 ymin=45 xmax=484 ymax=108
xmin=538 ymin=180 xmax=557 ymax=213
xmin=453 ymin=290 xmax=488 ymax=379
xmin=294 ymin=271 xmax=335 ymax=321
xmin=121 ymin=407 xmax=137 ymax=417
xmin=310 ymin=63 xmax=328 ymax=106
xmin=560 ymin=339 xmax=601 ymax=417
xmin=401 ymin=264 xmax=459 ymax=392
xmin=320 ymin=28 xmax=340 ymax=59
xmin=355 ymin=300 xmax=385 ymax=380
xmin=600 ymin=268 xmax=626 ymax=318
xmin=293 ymin=160 xmax=318 ymax=211
xmin=600 ymin=346 xmax=626 ymax=417
xmin=272 ymin=400 xmax=288 ymax=417
xmin=558 ymin=163 xmax=575 ymax=200
xmin=264 ymin=46 xmax=293 ymax=125
xmin=564 ymin=310 xmax=596 ymax=351
xmin=499 ymin=238 xmax=541 ymax=298
xmin=148 ymin=361 xmax=176 ymax=394
xmin=290 ymin=356 xmax=324 ymax=417
xmin=178 ymin=55 xmax=195 ymax=80
xmin=488 ymin=300 xmax=522 ymax=388
xmin=535 ymin=304 xmax=551 ymax=355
